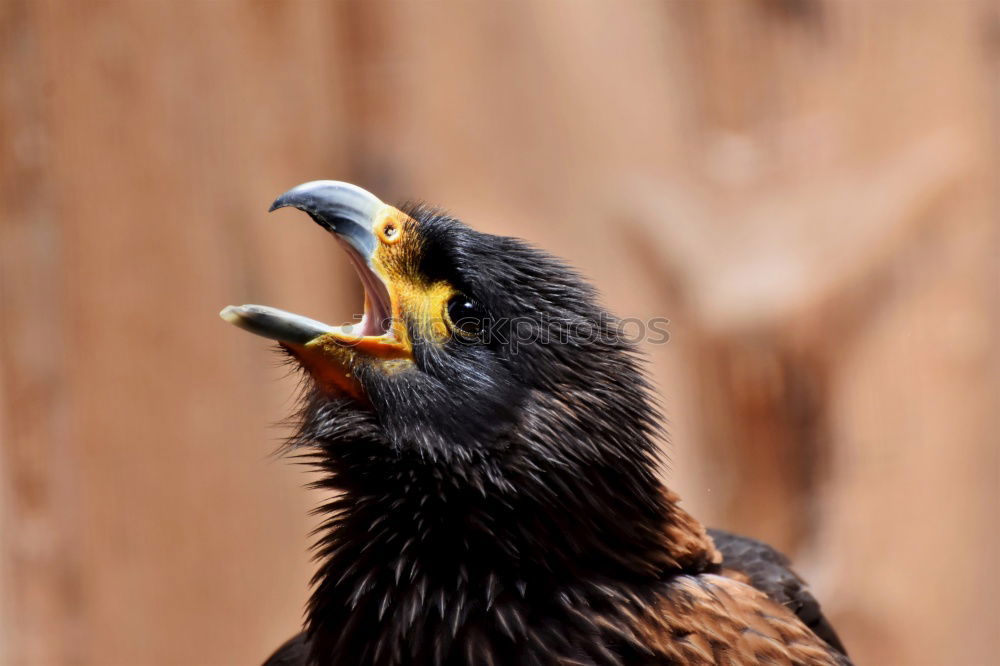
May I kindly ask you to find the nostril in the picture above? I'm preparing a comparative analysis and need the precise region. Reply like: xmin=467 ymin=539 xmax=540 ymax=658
xmin=378 ymin=219 xmax=402 ymax=244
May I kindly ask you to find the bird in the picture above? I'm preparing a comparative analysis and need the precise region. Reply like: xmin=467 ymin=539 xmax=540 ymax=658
xmin=220 ymin=181 xmax=851 ymax=666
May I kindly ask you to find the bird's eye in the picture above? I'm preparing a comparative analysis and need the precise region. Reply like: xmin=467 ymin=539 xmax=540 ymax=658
xmin=446 ymin=294 xmax=489 ymax=338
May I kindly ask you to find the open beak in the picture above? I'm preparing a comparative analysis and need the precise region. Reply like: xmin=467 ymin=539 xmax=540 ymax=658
xmin=221 ymin=180 xmax=413 ymax=399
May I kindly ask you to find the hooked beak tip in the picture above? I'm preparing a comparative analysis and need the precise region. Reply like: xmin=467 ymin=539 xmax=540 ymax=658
xmin=268 ymin=196 xmax=290 ymax=213
xmin=266 ymin=180 xmax=385 ymax=258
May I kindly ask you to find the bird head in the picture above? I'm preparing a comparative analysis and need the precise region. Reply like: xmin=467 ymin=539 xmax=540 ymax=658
xmin=222 ymin=181 xmax=660 ymax=500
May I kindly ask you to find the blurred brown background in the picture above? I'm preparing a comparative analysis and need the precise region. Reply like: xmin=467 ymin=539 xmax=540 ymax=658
xmin=1 ymin=1 xmax=997 ymax=664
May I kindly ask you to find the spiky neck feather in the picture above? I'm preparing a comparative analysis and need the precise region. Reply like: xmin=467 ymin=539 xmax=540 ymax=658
xmin=292 ymin=383 xmax=719 ymax=665
xmin=284 ymin=221 xmax=721 ymax=662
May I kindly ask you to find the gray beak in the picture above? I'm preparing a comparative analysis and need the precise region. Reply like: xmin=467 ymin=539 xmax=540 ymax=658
xmin=268 ymin=180 xmax=386 ymax=260
xmin=221 ymin=180 xmax=396 ymax=345
xmin=219 ymin=305 xmax=333 ymax=345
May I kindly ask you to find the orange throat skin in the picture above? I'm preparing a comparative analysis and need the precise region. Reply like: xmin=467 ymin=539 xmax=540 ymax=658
xmin=284 ymin=332 xmax=413 ymax=403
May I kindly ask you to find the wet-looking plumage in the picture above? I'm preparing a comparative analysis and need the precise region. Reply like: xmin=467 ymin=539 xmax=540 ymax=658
xmin=221 ymin=181 xmax=850 ymax=666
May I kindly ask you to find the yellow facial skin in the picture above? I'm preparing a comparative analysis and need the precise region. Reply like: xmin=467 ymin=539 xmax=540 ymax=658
xmin=283 ymin=207 xmax=458 ymax=402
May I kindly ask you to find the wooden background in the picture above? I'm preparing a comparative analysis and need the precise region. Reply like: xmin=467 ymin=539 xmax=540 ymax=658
xmin=1 ymin=1 xmax=996 ymax=664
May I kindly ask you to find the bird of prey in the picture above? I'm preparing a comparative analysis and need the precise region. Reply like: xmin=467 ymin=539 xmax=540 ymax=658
xmin=221 ymin=181 xmax=850 ymax=666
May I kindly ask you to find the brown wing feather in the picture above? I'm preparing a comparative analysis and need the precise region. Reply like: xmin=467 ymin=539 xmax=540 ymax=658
xmin=709 ymin=529 xmax=848 ymax=657
xmin=623 ymin=573 xmax=850 ymax=665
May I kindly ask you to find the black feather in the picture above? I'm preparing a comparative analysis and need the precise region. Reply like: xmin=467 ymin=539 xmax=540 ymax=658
xmin=263 ymin=633 xmax=310 ymax=666
xmin=256 ymin=205 xmax=850 ymax=665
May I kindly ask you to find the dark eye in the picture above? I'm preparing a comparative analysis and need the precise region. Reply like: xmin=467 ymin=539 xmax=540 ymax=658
xmin=446 ymin=294 xmax=489 ymax=337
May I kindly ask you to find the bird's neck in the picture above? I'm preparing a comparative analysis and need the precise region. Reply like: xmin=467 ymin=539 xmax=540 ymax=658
xmin=303 ymin=448 xmax=719 ymax=664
